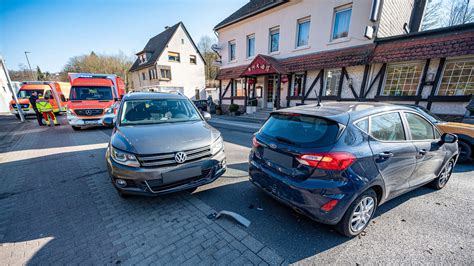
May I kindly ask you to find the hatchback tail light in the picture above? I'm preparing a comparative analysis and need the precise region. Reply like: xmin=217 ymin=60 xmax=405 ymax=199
xmin=252 ymin=136 xmax=261 ymax=148
xmin=296 ymin=152 xmax=356 ymax=170
xmin=320 ymin=199 xmax=339 ymax=212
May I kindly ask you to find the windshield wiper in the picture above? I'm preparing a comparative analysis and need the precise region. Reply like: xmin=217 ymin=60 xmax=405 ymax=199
xmin=275 ymin=136 xmax=299 ymax=146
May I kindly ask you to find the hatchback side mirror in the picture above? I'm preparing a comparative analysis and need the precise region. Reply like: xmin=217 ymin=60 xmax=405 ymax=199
xmin=103 ymin=117 xmax=114 ymax=127
xmin=441 ymin=133 xmax=458 ymax=144
xmin=202 ymin=111 xmax=211 ymax=121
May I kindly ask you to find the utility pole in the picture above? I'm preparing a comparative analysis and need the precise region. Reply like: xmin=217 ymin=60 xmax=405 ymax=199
xmin=0 ymin=55 xmax=25 ymax=122
xmin=24 ymin=51 xmax=35 ymax=80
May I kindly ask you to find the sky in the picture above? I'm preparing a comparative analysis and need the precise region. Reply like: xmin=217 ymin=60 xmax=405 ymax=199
xmin=0 ymin=0 xmax=248 ymax=72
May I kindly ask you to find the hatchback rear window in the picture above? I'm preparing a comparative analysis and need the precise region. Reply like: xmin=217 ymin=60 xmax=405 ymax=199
xmin=260 ymin=113 xmax=340 ymax=147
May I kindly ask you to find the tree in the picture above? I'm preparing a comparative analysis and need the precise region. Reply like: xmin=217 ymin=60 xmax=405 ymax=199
xmin=9 ymin=64 xmax=33 ymax=81
xmin=197 ymin=36 xmax=220 ymax=87
xmin=62 ymin=51 xmax=133 ymax=89
xmin=421 ymin=0 xmax=473 ymax=30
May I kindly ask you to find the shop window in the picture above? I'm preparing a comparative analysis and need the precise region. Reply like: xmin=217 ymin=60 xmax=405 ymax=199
xmin=332 ymin=5 xmax=352 ymax=40
xmin=190 ymin=55 xmax=197 ymax=64
xmin=229 ymin=40 xmax=236 ymax=61
xmin=168 ymin=52 xmax=180 ymax=62
xmin=383 ymin=62 xmax=423 ymax=96
xmin=291 ymin=73 xmax=305 ymax=96
xmin=296 ymin=17 xmax=310 ymax=47
xmin=324 ymin=69 xmax=341 ymax=96
xmin=437 ymin=59 xmax=474 ymax=96
xmin=269 ymin=27 xmax=280 ymax=53
xmin=233 ymin=79 xmax=244 ymax=97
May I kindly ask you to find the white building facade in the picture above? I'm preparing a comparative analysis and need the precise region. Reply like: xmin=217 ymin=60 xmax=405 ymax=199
xmin=214 ymin=0 xmax=474 ymax=119
xmin=129 ymin=22 xmax=206 ymax=99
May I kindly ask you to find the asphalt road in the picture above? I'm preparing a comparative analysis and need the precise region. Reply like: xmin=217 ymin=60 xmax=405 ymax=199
xmin=198 ymin=123 xmax=474 ymax=264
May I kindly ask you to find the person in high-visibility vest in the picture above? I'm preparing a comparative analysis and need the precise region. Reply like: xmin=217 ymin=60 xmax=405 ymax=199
xmin=36 ymin=95 xmax=59 ymax=126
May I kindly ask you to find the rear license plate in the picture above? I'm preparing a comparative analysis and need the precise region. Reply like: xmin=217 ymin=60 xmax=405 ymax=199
xmin=162 ymin=166 xmax=201 ymax=184
xmin=84 ymin=120 xmax=99 ymax=125
xmin=263 ymin=148 xmax=293 ymax=168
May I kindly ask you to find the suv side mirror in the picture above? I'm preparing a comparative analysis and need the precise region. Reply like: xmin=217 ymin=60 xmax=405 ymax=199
xmin=103 ymin=117 xmax=114 ymax=127
xmin=441 ymin=133 xmax=458 ymax=144
xmin=202 ymin=111 xmax=211 ymax=121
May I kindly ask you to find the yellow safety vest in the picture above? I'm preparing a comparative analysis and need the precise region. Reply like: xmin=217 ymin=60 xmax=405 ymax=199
xmin=36 ymin=100 xmax=53 ymax=113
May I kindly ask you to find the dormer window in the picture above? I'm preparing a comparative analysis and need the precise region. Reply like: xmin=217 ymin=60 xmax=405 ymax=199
xmin=138 ymin=53 xmax=148 ymax=64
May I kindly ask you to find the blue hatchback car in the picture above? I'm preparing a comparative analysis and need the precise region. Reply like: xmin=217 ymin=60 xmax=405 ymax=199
xmin=249 ymin=103 xmax=458 ymax=237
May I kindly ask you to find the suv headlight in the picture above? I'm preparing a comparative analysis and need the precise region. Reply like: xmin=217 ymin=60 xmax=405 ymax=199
xmin=211 ymin=136 xmax=224 ymax=155
xmin=105 ymin=107 xmax=113 ymax=114
xmin=110 ymin=146 xmax=140 ymax=167
xmin=67 ymin=109 xmax=73 ymax=115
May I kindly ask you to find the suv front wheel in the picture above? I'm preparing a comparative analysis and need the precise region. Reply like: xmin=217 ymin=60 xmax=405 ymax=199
xmin=336 ymin=189 xmax=378 ymax=237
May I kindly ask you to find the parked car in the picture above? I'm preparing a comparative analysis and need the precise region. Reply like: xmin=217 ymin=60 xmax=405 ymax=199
xmin=403 ymin=104 xmax=474 ymax=163
xmin=104 ymin=92 xmax=226 ymax=198
xmin=249 ymin=103 xmax=458 ymax=237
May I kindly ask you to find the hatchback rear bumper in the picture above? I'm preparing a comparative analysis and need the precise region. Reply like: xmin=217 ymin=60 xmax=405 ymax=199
xmin=249 ymin=159 xmax=357 ymax=225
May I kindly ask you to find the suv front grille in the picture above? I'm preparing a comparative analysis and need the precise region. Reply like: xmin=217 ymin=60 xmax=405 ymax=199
xmin=74 ymin=109 xmax=103 ymax=116
xmin=137 ymin=145 xmax=211 ymax=167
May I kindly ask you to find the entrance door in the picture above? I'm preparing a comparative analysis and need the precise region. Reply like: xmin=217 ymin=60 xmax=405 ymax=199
xmin=266 ymin=75 xmax=276 ymax=108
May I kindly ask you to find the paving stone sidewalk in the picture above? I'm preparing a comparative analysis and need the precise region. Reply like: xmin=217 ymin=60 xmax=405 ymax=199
xmin=0 ymin=116 xmax=286 ymax=265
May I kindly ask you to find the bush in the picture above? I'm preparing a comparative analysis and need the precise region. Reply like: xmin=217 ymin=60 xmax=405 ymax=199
xmin=229 ymin=104 xmax=239 ymax=113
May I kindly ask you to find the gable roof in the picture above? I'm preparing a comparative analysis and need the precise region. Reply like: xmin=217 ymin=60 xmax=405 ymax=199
xmin=129 ymin=22 xmax=205 ymax=72
xmin=214 ymin=0 xmax=288 ymax=31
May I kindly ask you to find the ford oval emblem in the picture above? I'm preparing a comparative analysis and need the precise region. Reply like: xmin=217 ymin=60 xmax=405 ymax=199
xmin=269 ymin=143 xmax=277 ymax=149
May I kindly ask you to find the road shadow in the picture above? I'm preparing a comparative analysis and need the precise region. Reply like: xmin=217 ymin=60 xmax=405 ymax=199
xmin=195 ymin=177 xmax=437 ymax=263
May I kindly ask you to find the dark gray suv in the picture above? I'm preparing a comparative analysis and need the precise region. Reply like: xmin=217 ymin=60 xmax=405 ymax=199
xmin=104 ymin=92 xmax=226 ymax=197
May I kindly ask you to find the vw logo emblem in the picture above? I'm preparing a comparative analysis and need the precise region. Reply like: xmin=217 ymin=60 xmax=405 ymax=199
xmin=85 ymin=109 xmax=93 ymax=115
xmin=175 ymin=152 xmax=187 ymax=164
xmin=269 ymin=143 xmax=277 ymax=149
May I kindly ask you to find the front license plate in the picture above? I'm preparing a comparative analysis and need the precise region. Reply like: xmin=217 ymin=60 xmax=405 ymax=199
xmin=84 ymin=120 xmax=99 ymax=125
xmin=263 ymin=148 xmax=293 ymax=168
xmin=162 ymin=166 xmax=201 ymax=184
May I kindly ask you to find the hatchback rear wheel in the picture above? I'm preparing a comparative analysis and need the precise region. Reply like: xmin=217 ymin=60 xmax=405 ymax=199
xmin=336 ymin=189 xmax=377 ymax=237
xmin=430 ymin=159 xmax=454 ymax=190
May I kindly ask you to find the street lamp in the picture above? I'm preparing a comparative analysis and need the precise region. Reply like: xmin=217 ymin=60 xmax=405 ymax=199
xmin=24 ymin=51 xmax=35 ymax=80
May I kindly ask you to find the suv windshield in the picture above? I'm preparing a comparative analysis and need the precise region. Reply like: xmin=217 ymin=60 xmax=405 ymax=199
xmin=69 ymin=86 xmax=113 ymax=100
xmin=17 ymin=90 xmax=44 ymax=98
xmin=120 ymin=99 xmax=202 ymax=125
xmin=260 ymin=114 xmax=340 ymax=147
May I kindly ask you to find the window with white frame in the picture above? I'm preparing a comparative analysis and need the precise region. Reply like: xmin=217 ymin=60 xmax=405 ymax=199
xmin=383 ymin=62 xmax=424 ymax=96
xmin=332 ymin=5 xmax=352 ymax=40
xmin=190 ymin=55 xmax=197 ymax=64
xmin=160 ymin=68 xmax=171 ymax=80
xmin=233 ymin=79 xmax=244 ymax=97
xmin=168 ymin=52 xmax=180 ymax=62
xmin=229 ymin=40 xmax=236 ymax=61
xmin=247 ymin=34 xmax=255 ymax=58
xmin=296 ymin=17 xmax=311 ymax=47
xmin=290 ymin=73 xmax=305 ymax=96
xmin=324 ymin=69 xmax=341 ymax=96
xmin=139 ymin=53 xmax=147 ymax=64
xmin=269 ymin=27 xmax=280 ymax=53
xmin=437 ymin=58 xmax=474 ymax=96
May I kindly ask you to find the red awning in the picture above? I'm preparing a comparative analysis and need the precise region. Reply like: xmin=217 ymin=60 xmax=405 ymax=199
xmin=240 ymin=54 xmax=287 ymax=76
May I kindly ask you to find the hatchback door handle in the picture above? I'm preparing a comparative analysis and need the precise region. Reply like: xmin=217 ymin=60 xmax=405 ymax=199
xmin=419 ymin=149 xmax=427 ymax=155
xmin=378 ymin=152 xmax=393 ymax=159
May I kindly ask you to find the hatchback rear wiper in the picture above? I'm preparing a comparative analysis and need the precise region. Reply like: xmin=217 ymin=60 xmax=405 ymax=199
xmin=275 ymin=136 xmax=299 ymax=146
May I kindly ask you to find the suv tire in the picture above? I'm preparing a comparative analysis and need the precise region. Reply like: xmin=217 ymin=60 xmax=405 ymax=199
xmin=336 ymin=189 xmax=378 ymax=238
xmin=457 ymin=141 xmax=471 ymax=163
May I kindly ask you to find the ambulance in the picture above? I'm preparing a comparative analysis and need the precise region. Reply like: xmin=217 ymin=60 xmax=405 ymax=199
xmin=10 ymin=81 xmax=71 ymax=119
xmin=66 ymin=73 xmax=125 ymax=130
